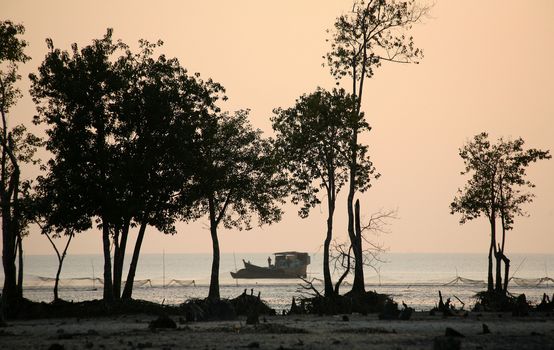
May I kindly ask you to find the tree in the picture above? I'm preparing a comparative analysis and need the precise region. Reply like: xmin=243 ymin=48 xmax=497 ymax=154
xmin=450 ymin=132 xmax=550 ymax=294
xmin=30 ymin=30 xmax=129 ymax=302
xmin=1 ymin=20 xmax=41 ymax=315
xmin=30 ymin=166 xmax=92 ymax=301
xmin=120 ymin=41 xmax=223 ymax=300
xmin=330 ymin=205 xmax=395 ymax=295
xmin=272 ymin=88 xmax=358 ymax=297
xmin=189 ymin=110 xmax=286 ymax=300
xmin=37 ymin=221 xmax=74 ymax=302
xmin=30 ymin=30 xmax=213 ymax=302
xmin=326 ymin=0 xmax=428 ymax=294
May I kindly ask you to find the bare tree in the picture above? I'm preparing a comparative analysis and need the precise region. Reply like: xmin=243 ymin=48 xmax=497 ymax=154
xmin=330 ymin=204 xmax=397 ymax=294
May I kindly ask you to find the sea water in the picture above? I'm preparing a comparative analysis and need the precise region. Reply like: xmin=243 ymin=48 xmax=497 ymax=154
xmin=10 ymin=252 xmax=554 ymax=312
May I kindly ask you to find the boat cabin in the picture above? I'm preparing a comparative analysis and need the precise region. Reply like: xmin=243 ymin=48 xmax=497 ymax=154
xmin=274 ymin=251 xmax=310 ymax=270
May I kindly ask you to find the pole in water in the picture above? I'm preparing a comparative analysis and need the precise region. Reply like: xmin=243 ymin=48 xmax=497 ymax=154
xmin=163 ymin=249 xmax=166 ymax=289
xmin=233 ymin=252 xmax=238 ymax=287
xmin=544 ymin=260 xmax=548 ymax=288
xmin=91 ymin=260 xmax=96 ymax=290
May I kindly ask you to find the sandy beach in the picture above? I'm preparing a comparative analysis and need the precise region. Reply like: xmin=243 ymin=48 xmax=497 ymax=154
xmin=2 ymin=312 xmax=554 ymax=350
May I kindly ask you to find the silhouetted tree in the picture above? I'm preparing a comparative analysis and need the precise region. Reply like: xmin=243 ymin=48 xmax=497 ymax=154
xmin=37 ymin=221 xmax=74 ymax=302
xmin=30 ymin=30 xmax=129 ymax=302
xmin=1 ymin=20 xmax=41 ymax=314
xmin=30 ymin=30 xmax=213 ymax=302
xmin=450 ymin=132 xmax=550 ymax=294
xmin=29 ymin=170 xmax=91 ymax=301
xmin=120 ymin=41 xmax=222 ymax=300
xmin=189 ymin=110 xmax=286 ymax=300
xmin=326 ymin=0 xmax=428 ymax=294
xmin=330 ymin=205 xmax=395 ymax=294
xmin=272 ymin=88 xmax=357 ymax=297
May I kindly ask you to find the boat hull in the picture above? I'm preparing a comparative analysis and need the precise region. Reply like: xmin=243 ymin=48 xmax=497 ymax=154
xmin=230 ymin=268 xmax=303 ymax=279
xmin=231 ymin=253 xmax=310 ymax=279
xmin=230 ymin=261 xmax=306 ymax=279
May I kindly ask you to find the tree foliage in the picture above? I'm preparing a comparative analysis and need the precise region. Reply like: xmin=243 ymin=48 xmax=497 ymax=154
xmin=451 ymin=132 xmax=550 ymax=293
xmin=1 ymin=20 xmax=41 ymax=315
xmin=272 ymin=88 xmax=372 ymax=217
xmin=29 ymin=29 xmax=226 ymax=301
xmin=29 ymin=28 xmax=284 ymax=302
xmin=327 ymin=0 xmax=427 ymax=88
xmin=272 ymin=87 xmax=375 ymax=297
xmin=451 ymin=132 xmax=550 ymax=227
xmin=325 ymin=0 xmax=427 ymax=294
xmin=189 ymin=109 xmax=286 ymax=300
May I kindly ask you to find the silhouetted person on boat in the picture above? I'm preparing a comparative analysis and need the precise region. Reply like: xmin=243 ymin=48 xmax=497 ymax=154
xmin=268 ymin=256 xmax=272 ymax=267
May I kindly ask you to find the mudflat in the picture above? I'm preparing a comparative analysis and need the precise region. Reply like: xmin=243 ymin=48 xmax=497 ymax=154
xmin=1 ymin=312 xmax=554 ymax=349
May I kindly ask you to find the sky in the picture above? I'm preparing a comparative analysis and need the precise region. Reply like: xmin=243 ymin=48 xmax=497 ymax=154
xmin=2 ymin=0 xmax=553 ymax=255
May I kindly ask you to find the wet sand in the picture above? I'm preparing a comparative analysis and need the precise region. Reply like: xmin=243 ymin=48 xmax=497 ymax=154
xmin=1 ymin=312 xmax=554 ymax=349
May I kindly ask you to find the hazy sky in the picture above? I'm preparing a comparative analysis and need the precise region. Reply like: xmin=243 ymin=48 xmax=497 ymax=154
xmin=3 ymin=0 xmax=553 ymax=255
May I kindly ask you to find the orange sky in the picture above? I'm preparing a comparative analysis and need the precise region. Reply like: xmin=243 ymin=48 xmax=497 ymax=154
xmin=3 ymin=0 xmax=553 ymax=255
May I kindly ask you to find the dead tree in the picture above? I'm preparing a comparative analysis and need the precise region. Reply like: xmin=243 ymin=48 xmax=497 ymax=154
xmin=330 ymin=207 xmax=397 ymax=294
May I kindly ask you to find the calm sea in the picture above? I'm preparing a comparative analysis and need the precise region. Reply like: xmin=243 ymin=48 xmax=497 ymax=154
xmin=8 ymin=252 xmax=554 ymax=312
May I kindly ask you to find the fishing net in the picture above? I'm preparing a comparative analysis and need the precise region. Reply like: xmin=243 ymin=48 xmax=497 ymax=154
xmin=443 ymin=277 xmax=486 ymax=286
xmin=510 ymin=277 xmax=554 ymax=287
xmin=130 ymin=279 xmax=153 ymax=288
xmin=26 ymin=276 xmax=103 ymax=288
xmin=166 ymin=279 xmax=196 ymax=287
xmin=27 ymin=276 xmax=160 ymax=288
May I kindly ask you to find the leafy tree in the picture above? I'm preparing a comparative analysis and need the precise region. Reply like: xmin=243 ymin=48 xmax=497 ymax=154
xmin=30 ymin=30 xmax=128 ymax=302
xmin=30 ymin=29 xmax=235 ymax=302
xmin=189 ymin=110 xmax=286 ymax=300
xmin=119 ymin=42 xmax=224 ymax=300
xmin=1 ymin=20 xmax=41 ymax=314
xmin=272 ymin=88 xmax=361 ymax=297
xmin=31 ymin=30 xmax=218 ymax=301
xmin=450 ymin=132 xmax=550 ymax=294
xmin=326 ymin=0 xmax=428 ymax=294
xmin=30 ymin=165 xmax=92 ymax=301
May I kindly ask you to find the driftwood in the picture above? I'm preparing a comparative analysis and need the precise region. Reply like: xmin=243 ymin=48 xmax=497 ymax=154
xmin=431 ymin=291 xmax=467 ymax=317
xmin=537 ymin=293 xmax=554 ymax=312
xmin=182 ymin=291 xmax=276 ymax=322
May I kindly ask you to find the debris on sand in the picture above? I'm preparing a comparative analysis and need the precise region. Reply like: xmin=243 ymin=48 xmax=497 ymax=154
xmin=148 ymin=314 xmax=177 ymax=329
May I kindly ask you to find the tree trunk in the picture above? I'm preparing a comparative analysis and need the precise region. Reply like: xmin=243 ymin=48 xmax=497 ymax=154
xmin=113 ymin=219 xmax=130 ymax=300
xmin=487 ymin=216 xmax=496 ymax=293
xmin=351 ymin=199 xmax=365 ymax=294
xmin=493 ymin=214 xmax=502 ymax=292
xmin=2 ymin=208 xmax=18 ymax=315
xmin=502 ymin=253 xmax=510 ymax=292
xmin=1 ymin=104 xmax=23 ymax=315
xmin=208 ymin=196 xmax=220 ymax=301
xmin=346 ymin=127 xmax=359 ymax=291
xmin=495 ymin=251 xmax=503 ymax=293
xmin=102 ymin=223 xmax=114 ymax=303
xmin=53 ymin=257 xmax=63 ymax=301
xmin=52 ymin=233 xmax=73 ymax=302
xmin=323 ymin=189 xmax=335 ymax=297
xmin=346 ymin=37 xmax=368 ymax=296
xmin=122 ymin=220 xmax=148 ymax=300
xmin=16 ymin=233 xmax=23 ymax=298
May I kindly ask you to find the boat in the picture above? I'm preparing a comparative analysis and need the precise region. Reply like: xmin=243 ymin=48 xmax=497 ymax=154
xmin=230 ymin=251 xmax=310 ymax=279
